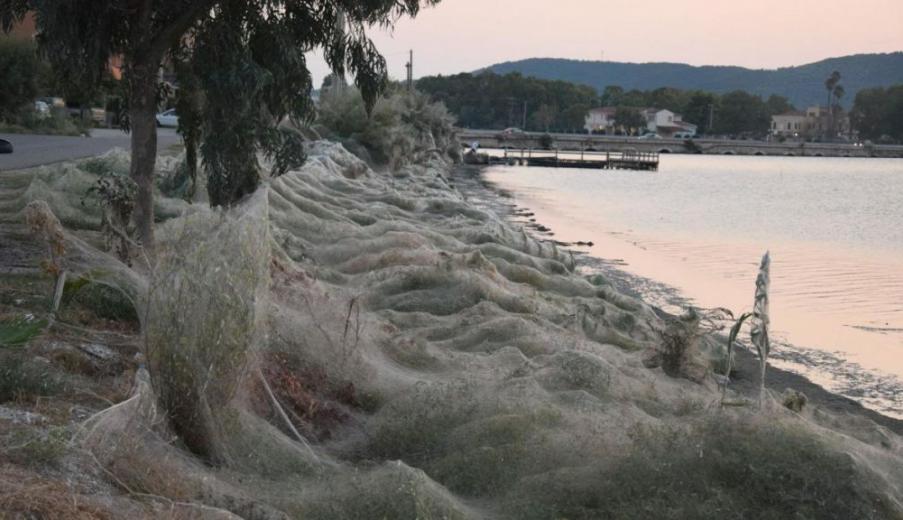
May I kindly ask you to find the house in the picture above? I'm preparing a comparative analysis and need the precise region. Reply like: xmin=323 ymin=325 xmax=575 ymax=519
xmin=585 ymin=106 xmax=698 ymax=137
xmin=771 ymin=106 xmax=851 ymax=140
xmin=584 ymin=107 xmax=618 ymax=134
xmin=771 ymin=111 xmax=807 ymax=137
xmin=644 ymin=109 xmax=697 ymax=138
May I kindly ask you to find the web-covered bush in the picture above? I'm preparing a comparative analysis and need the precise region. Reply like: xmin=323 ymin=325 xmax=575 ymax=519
xmin=316 ymin=85 xmax=458 ymax=168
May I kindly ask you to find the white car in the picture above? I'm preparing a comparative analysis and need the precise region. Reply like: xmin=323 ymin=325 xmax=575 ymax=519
xmin=156 ymin=109 xmax=178 ymax=128
xmin=33 ymin=100 xmax=50 ymax=118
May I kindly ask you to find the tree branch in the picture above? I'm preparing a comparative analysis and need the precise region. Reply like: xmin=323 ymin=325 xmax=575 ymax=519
xmin=146 ymin=0 xmax=218 ymax=61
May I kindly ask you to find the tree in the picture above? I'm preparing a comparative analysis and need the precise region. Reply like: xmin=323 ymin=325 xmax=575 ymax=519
xmin=684 ymin=92 xmax=717 ymax=135
xmin=600 ymin=85 xmax=624 ymax=106
xmin=0 ymin=39 xmax=40 ymax=120
xmin=764 ymin=94 xmax=794 ymax=117
xmin=2 ymin=1 xmax=437 ymax=250
xmin=531 ymin=103 xmax=557 ymax=132
xmin=614 ymin=107 xmax=645 ymax=135
xmin=714 ymin=90 xmax=769 ymax=137
xmin=851 ymin=85 xmax=903 ymax=143
xmin=825 ymin=70 xmax=841 ymax=109
xmin=824 ymin=70 xmax=842 ymax=138
xmin=559 ymin=103 xmax=590 ymax=133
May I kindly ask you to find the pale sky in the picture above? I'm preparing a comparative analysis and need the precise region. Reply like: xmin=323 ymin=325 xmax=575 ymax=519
xmin=308 ymin=0 xmax=903 ymax=87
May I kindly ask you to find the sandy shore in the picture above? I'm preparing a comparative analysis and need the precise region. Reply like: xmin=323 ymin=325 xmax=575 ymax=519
xmin=451 ymin=163 xmax=903 ymax=436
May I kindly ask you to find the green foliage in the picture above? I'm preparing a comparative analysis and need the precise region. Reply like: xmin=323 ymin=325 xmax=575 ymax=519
xmin=0 ymin=39 xmax=40 ymax=120
xmin=0 ymin=110 xmax=85 ymax=136
xmin=614 ymin=106 xmax=645 ymax=134
xmin=419 ymin=70 xmax=794 ymax=136
xmin=510 ymin=417 xmax=896 ymax=520
xmin=852 ymin=85 xmax=903 ymax=143
xmin=538 ymin=133 xmax=554 ymax=150
xmin=485 ymin=54 xmax=903 ymax=109
xmin=0 ymin=316 xmax=47 ymax=347
xmin=317 ymin=85 xmax=457 ymax=167
xmin=416 ymin=71 xmax=598 ymax=131
xmin=714 ymin=90 xmax=772 ymax=136
xmin=64 ymin=281 xmax=140 ymax=324
xmin=2 ymin=1 xmax=441 ymax=213
xmin=0 ymin=356 xmax=64 ymax=402
xmin=5 ymin=427 xmax=70 ymax=467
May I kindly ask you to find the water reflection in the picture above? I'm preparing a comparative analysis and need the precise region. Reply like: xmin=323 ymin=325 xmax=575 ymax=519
xmin=485 ymin=154 xmax=903 ymax=416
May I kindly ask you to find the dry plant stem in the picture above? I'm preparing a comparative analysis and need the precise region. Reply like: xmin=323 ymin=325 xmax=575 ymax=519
xmin=256 ymin=367 xmax=321 ymax=464
xmin=751 ymin=252 xmax=771 ymax=408
xmin=50 ymin=269 xmax=67 ymax=316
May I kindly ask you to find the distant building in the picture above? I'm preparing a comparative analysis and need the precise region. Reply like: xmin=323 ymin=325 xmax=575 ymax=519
xmin=644 ymin=109 xmax=697 ymax=138
xmin=771 ymin=107 xmax=851 ymax=140
xmin=585 ymin=106 xmax=697 ymax=137
xmin=584 ymin=107 xmax=618 ymax=134
xmin=770 ymin=111 xmax=807 ymax=137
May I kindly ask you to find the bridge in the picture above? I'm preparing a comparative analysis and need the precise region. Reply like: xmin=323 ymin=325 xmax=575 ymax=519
xmin=457 ymin=129 xmax=903 ymax=159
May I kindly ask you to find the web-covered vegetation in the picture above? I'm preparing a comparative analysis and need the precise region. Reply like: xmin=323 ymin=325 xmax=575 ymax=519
xmin=1 ymin=97 xmax=902 ymax=519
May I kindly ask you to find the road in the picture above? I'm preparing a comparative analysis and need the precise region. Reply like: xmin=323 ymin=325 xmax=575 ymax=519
xmin=0 ymin=128 xmax=181 ymax=171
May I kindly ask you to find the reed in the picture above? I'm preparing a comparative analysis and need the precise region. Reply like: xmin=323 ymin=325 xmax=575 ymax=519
xmin=724 ymin=252 xmax=771 ymax=407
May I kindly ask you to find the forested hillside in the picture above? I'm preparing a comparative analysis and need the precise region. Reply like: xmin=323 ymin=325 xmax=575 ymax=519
xmin=484 ymin=53 xmax=903 ymax=109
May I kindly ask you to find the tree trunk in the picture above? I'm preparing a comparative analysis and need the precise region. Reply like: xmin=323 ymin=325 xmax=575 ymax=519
xmin=129 ymin=63 xmax=159 ymax=253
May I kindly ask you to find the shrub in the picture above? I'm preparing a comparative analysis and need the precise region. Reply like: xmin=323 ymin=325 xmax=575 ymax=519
xmin=316 ymin=85 xmax=457 ymax=168
xmin=538 ymin=133 xmax=554 ymax=150
xmin=0 ymin=356 xmax=64 ymax=403
xmin=509 ymin=417 xmax=897 ymax=519
xmin=0 ymin=109 xmax=86 ymax=136
xmin=5 ymin=427 xmax=70 ymax=467
xmin=0 ymin=315 xmax=47 ymax=347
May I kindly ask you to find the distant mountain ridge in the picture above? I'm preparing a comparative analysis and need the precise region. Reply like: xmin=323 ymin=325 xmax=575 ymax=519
xmin=483 ymin=53 xmax=903 ymax=109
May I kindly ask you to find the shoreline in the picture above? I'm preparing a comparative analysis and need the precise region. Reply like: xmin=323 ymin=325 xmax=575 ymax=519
xmin=451 ymin=163 xmax=903 ymax=436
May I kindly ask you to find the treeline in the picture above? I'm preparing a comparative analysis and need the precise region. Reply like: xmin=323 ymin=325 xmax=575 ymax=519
xmin=417 ymin=71 xmax=795 ymax=136
xmin=851 ymin=86 xmax=903 ymax=143
xmin=599 ymin=86 xmax=793 ymax=136
xmin=416 ymin=72 xmax=597 ymax=133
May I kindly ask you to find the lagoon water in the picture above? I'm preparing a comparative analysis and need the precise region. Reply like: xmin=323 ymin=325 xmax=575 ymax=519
xmin=484 ymin=154 xmax=903 ymax=417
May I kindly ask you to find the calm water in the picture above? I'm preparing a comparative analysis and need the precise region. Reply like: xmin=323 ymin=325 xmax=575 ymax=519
xmin=485 ymin=154 xmax=903 ymax=417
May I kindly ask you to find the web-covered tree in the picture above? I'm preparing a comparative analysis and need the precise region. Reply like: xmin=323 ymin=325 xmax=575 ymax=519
xmin=1 ymin=0 xmax=438 ymax=249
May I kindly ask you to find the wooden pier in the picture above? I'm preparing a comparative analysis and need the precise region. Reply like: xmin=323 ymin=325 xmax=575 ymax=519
xmin=483 ymin=148 xmax=659 ymax=171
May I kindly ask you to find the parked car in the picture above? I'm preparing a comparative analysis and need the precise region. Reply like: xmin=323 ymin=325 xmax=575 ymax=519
xmin=637 ymin=133 xmax=661 ymax=140
xmin=496 ymin=127 xmax=526 ymax=140
xmin=0 ymin=139 xmax=13 ymax=154
xmin=33 ymin=100 xmax=51 ymax=118
xmin=156 ymin=109 xmax=179 ymax=128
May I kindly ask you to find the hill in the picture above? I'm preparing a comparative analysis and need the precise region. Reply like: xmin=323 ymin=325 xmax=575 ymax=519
xmin=484 ymin=53 xmax=903 ymax=108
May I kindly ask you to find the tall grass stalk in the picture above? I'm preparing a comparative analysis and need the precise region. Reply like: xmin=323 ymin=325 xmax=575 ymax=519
xmin=723 ymin=252 xmax=772 ymax=408
xmin=751 ymin=252 xmax=771 ymax=406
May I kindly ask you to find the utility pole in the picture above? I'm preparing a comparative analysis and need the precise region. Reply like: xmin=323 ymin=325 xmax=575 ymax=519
xmin=522 ymin=101 xmax=527 ymax=130
xmin=707 ymin=103 xmax=715 ymax=135
xmin=405 ymin=50 xmax=413 ymax=91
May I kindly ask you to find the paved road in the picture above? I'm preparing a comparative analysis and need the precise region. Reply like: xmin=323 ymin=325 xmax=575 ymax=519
xmin=0 ymin=128 xmax=180 ymax=171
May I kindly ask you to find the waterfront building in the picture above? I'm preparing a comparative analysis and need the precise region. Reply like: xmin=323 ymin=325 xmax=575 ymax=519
xmin=584 ymin=107 xmax=618 ymax=133
xmin=585 ymin=107 xmax=697 ymax=137
xmin=771 ymin=106 xmax=852 ymax=140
